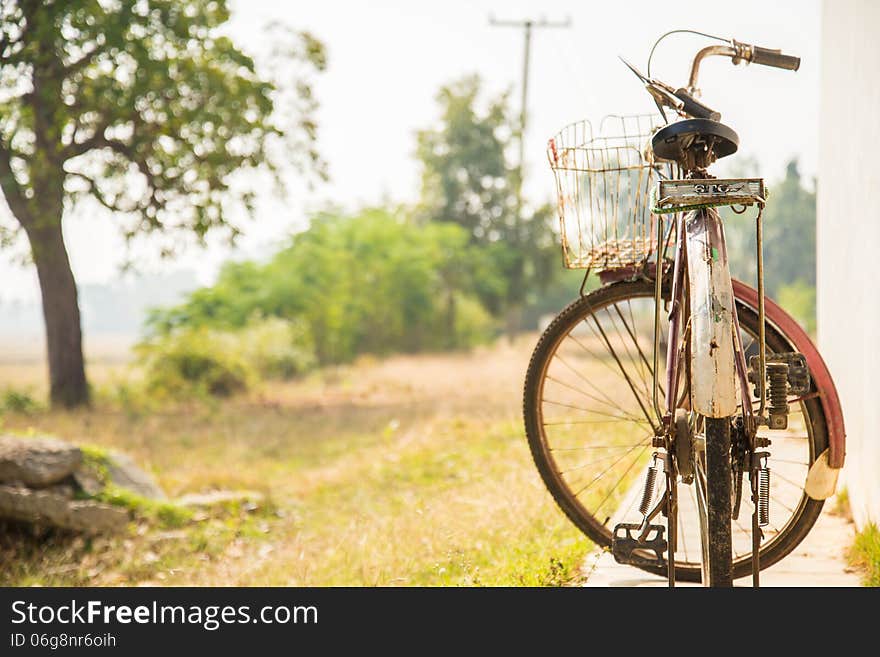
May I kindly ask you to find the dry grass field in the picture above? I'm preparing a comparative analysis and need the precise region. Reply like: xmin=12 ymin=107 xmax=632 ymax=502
xmin=0 ymin=335 xmax=592 ymax=586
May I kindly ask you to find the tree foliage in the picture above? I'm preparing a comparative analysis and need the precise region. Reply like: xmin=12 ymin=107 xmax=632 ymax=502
xmin=148 ymin=208 xmax=497 ymax=365
xmin=416 ymin=75 xmax=558 ymax=316
xmin=0 ymin=0 xmax=325 ymax=245
xmin=0 ymin=0 xmax=325 ymax=406
xmin=723 ymin=160 xmax=816 ymax=329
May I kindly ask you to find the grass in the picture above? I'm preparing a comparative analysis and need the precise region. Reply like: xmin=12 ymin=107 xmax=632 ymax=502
xmin=833 ymin=488 xmax=878 ymax=587
xmin=849 ymin=524 xmax=880 ymax=587
xmin=0 ymin=337 xmax=592 ymax=586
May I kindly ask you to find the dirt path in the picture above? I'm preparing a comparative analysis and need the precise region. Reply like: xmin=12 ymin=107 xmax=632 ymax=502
xmin=582 ymin=500 xmax=861 ymax=587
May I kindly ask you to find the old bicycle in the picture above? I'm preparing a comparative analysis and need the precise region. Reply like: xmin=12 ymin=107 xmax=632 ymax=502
xmin=523 ymin=32 xmax=846 ymax=587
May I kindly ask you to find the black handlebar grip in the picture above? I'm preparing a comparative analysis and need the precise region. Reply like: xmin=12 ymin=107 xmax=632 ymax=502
xmin=750 ymin=46 xmax=800 ymax=71
xmin=673 ymin=89 xmax=721 ymax=121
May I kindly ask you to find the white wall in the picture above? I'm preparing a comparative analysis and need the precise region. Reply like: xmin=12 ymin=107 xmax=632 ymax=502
xmin=818 ymin=0 xmax=880 ymax=528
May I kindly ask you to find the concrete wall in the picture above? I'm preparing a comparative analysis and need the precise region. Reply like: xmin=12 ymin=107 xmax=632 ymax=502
xmin=818 ymin=0 xmax=880 ymax=528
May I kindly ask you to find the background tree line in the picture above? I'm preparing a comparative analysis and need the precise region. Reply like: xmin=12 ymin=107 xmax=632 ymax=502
xmin=142 ymin=74 xmax=581 ymax=389
xmin=146 ymin=76 xmax=818 ymax=395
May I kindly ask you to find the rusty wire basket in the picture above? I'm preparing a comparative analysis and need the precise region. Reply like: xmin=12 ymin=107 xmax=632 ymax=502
xmin=547 ymin=114 xmax=676 ymax=270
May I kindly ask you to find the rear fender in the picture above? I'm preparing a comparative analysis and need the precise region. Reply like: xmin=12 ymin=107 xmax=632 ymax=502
xmin=730 ymin=280 xmax=846 ymax=473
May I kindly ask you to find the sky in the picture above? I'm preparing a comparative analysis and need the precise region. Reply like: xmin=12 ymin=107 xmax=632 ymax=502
xmin=0 ymin=0 xmax=820 ymax=303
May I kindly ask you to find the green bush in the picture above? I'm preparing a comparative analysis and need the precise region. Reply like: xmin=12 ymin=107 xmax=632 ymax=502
xmin=137 ymin=317 xmax=316 ymax=398
xmin=147 ymin=209 xmax=500 ymax=365
xmin=237 ymin=317 xmax=316 ymax=380
xmin=1 ymin=388 xmax=43 ymax=414
xmin=450 ymin=294 xmax=495 ymax=348
xmin=138 ymin=328 xmax=254 ymax=399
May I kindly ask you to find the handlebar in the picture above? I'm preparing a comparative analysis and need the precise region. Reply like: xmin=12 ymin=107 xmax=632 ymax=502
xmin=687 ymin=39 xmax=800 ymax=94
xmin=749 ymin=45 xmax=800 ymax=71
xmin=627 ymin=36 xmax=800 ymax=122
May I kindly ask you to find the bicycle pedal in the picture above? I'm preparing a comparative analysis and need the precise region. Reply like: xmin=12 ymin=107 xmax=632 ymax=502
xmin=611 ymin=523 xmax=667 ymax=568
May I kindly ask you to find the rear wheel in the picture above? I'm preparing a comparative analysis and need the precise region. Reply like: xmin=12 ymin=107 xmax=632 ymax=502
xmin=523 ymin=278 xmax=828 ymax=582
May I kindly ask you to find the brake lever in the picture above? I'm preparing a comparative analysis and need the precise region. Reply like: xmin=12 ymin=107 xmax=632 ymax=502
xmin=645 ymin=82 xmax=684 ymax=111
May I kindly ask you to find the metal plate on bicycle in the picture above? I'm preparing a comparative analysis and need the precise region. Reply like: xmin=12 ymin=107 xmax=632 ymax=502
xmin=655 ymin=178 xmax=765 ymax=213
xmin=611 ymin=523 xmax=667 ymax=567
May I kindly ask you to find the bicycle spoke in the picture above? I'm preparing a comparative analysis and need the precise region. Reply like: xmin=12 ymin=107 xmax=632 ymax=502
xmin=770 ymin=492 xmax=797 ymax=515
xmin=542 ymin=398 xmax=649 ymax=426
xmin=623 ymin=299 xmax=667 ymax=399
xmin=592 ymin=445 xmax=651 ymax=516
xmin=606 ymin=305 xmax=654 ymax=404
xmin=553 ymin=353 xmax=637 ymax=417
xmin=550 ymin=444 xmax=649 ymax=451
xmin=544 ymin=374 xmax=646 ymax=424
xmin=582 ymin=311 xmax=658 ymax=432
xmin=771 ymin=457 xmax=808 ymax=466
xmin=558 ymin=438 xmax=651 ymax=474
xmin=772 ymin=470 xmax=806 ymax=494
xmin=570 ymin=444 xmax=648 ymax=498
xmin=543 ymin=419 xmax=647 ymax=427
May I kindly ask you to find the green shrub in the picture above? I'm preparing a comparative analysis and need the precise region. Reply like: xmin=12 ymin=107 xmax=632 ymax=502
xmin=0 ymin=388 xmax=43 ymax=414
xmin=237 ymin=317 xmax=316 ymax=379
xmin=147 ymin=209 xmax=500 ymax=365
xmin=137 ymin=317 xmax=316 ymax=398
xmin=451 ymin=294 xmax=495 ymax=348
xmin=137 ymin=328 xmax=254 ymax=399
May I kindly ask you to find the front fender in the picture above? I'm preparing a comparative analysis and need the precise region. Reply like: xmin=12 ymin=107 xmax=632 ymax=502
xmin=684 ymin=208 xmax=738 ymax=418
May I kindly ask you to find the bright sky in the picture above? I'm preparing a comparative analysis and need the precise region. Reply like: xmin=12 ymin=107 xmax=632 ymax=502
xmin=0 ymin=0 xmax=820 ymax=302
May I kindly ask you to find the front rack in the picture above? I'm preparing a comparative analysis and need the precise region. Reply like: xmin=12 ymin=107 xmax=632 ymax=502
xmin=653 ymin=178 xmax=766 ymax=214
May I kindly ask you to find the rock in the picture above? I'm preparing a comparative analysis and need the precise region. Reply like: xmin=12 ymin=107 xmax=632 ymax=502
xmin=71 ymin=469 xmax=103 ymax=496
xmin=177 ymin=490 xmax=264 ymax=511
xmin=71 ymin=450 xmax=166 ymax=500
xmin=0 ymin=484 xmax=128 ymax=533
xmin=104 ymin=452 xmax=166 ymax=500
xmin=0 ymin=435 xmax=82 ymax=487
xmin=44 ymin=483 xmax=76 ymax=499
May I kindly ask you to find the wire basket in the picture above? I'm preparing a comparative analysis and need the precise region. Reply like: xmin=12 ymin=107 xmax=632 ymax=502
xmin=547 ymin=114 xmax=676 ymax=270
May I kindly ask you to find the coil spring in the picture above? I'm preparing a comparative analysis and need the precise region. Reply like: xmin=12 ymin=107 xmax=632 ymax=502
xmin=638 ymin=456 xmax=660 ymax=516
xmin=757 ymin=467 xmax=770 ymax=527
xmin=767 ymin=363 xmax=788 ymax=416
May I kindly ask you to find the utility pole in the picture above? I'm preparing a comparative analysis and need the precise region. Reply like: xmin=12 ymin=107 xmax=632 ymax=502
xmin=489 ymin=15 xmax=571 ymax=219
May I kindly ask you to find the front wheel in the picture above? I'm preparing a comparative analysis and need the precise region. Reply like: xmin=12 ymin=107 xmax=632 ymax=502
xmin=701 ymin=417 xmax=733 ymax=587
xmin=523 ymin=279 xmax=828 ymax=583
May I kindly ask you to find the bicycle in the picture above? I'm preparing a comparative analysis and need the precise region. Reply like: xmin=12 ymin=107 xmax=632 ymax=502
xmin=523 ymin=32 xmax=846 ymax=587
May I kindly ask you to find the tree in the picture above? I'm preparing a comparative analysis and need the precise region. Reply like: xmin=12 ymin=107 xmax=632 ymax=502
xmin=147 ymin=208 xmax=495 ymax=364
xmin=416 ymin=75 xmax=557 ymax=327
xmin=723 ymin=159 xmax=817 ymax=330
xmin=0 ymin=0 xmax=325 ymax=406
xmin=724 ymin=160 xmax=816 ymax=295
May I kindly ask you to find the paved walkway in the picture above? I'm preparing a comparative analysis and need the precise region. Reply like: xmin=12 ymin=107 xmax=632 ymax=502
xmin=582 ymin=500 xmax=861 ymax=587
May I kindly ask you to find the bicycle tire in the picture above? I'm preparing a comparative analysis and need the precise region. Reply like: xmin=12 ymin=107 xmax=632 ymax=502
xmin=703 ymin=416 xmax=733 ymax=586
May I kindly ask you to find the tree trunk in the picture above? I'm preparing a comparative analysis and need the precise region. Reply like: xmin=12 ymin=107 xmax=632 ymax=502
xmin=24 ymin=220 xmax=89 ymax=408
